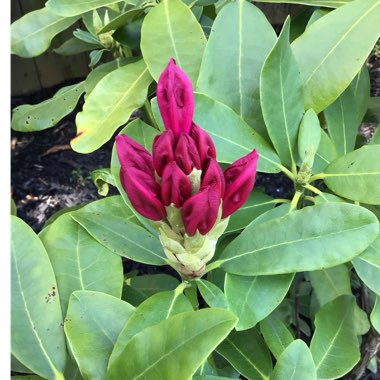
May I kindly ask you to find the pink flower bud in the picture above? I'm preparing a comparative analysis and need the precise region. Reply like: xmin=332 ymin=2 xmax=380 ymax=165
xmin=182 ymin=186 xmax=220 ymax=236
xmin=157 ymin=58 xmax=194 ymax=137
xmin=161 ymin=161 xmax=192 ymax=207
xmin=120 ymin=167 xmax=166 ymax=221
xmin=201 ymin=158 xmax=225 ymax=197
xmin=152 ymin=130 xmax=175 ymax=176
xmin=222 ymin=150 xmax=259 ymax=219
xmin=116 ymin=134 xmax=153 ymax=174
xmin=190 ymin=123 xmax=216 ymax=168
xmin=175 ymin=133 xmax=201 ymax=175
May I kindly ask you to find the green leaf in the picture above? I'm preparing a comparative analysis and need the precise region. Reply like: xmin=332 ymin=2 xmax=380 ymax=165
xmin=313 ymin=128 xmax=338 ymax=174
xmin=193 ymin=377 xmax=235 ymax=380
xmin=11 ymin=198 xmax=17 ymax=216
xmin=310 ymin=295 xmax=360 ymax=379
xmin=84 ymin=58 xmax=129 ymax=97
xmin=197 ymin=0 xmax=276 ymax=138
xmin=297 ymin=109 xmax=321 ymax=166
xmin=309 ymin=265 xmax=351 ymax=306
xmin=106 ymin=309 xmax=237 ymax=380
xmin=11 ymin=216 xmax=66 ymax=380
xmin=91 ymin=168 xmax=115 ymax=196
xmin=11 ymin=354 xmax=33 ymax=374
xmin=72 ymin=60 xmax=152 ymax=153
xmin=323 ymin=145 xmax=380 ymax=204
xmin=11 ymin=7 xmax=80 ymax=57
xmin=150 ymin=97 xmax=165 ymax=131
xmin=12 ymin=82 xmax=85 ymax=132
xmin=99 ymin=8 xmax=144 ymax=33
xmin=126 ymin=274 xmax=180 ymax=297
xmin=11 ymin=376 xmax=44 ymax=380
xmin=261 ymin=18 xmax=304 ymax=168
xmin=292 ymin=0 xmax=380 ymax=113
xmin=353 ymin=231 xmax=380 ymax=295
xmin=194 ymin=93 xmax=281 ymax=173
xmin=54 ymin=37 xmax=102 ymax=55
xmin=73 ymin=29 xmax=101 ymax=45
xmin=220 ymin=203 xmax=379 ymax=275
xmin=197 ymin=279 xmax=228 ymax=309
xmin=247 ymin=203 xmax=291 ymax=229
xmin=324 ymin=66 xmax=370 ymax=155
xmin=216 ymin=328 xmax=273 ymax=380
xmin=370 ymin=295 xmax=380 ymax=333
xmin=260 ymin=313 xmax=294 ymax=360
xmin=89 ymin=49 xmax=106 ymax=67
xmin=253 ymin=0 xmax=350 ymax=7
xmin=71 ymin=211 xmax=167 ymax=265
xmin=110 ymin=119 xmax=161 ymax=232
xmin=270 ymin=340 xmax=316 ymax=380
xmin=225 ymin=273 xmax=294 ymax=330
xmin=39 ymin=211 xmax=123 ymax=314
xmin=64 ymin=291 xmax=135 ymax=380
xmin=225 ymin=190 xmax=275 ymax=233
xmin=141 ymin=0 xmax=207 ymax=84
xmin=112 ymin=18 xmax=143 ymax=49
xmin=46 ymin=0 xmax=133 ymax=17
xmin=109 ymin=287 xmax=193 ymax=367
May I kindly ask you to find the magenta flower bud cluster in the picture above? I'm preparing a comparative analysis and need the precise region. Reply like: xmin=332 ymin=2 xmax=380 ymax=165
xmin=116 ymin=59 xmax=259 ymax=277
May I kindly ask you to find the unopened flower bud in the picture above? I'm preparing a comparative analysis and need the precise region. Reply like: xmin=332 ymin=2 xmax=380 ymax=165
xmin=161 ymin=161 xmax=192 ymax=207
xmin=175 ymin=133 xmax=201 ymax=174
xmin=222 ymin=149 xmax=259 ymax=218
xmin=190 ymin=123 xmax=216 ymax=168
xmin=120 ymin=167 xmax=166 ymax=221
xmin=201 ymin=158 xmax=225 ymax=197
xmin=182 ymin=186 xmax=220 ymax=236
xmin=157 ymin=58 xmax=194 ymax=137
xmin=116 ymin=134 xmax=154 ymax=174
xmin=152 ymin=130 xmax=175 ymax=176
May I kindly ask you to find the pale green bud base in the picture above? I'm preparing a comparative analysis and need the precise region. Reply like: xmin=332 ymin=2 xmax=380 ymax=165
xmin=152 ymin=204 xmax=229 ymax=280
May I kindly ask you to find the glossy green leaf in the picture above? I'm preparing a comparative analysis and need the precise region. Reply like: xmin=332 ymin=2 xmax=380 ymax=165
xmin=11 ymin=7 xmax=80 ymax=57
xmin=310 ymin=295 xmax=360 ymax=379
xmin=141 ymin=0 xmax=207 ymax=84
xmin=309 ymin=265 xmax=351 ymax=306
xmin=353 ymin=232 xmax=380 ymax=295
xmin=11 ymin=354 xmax=33 ymax=374
xmin=99 ymin=8 xmax=143 ymax=33
xmin=54 ymin=37 xmax=102 ymax=55
xmin=306 ymin=8 xmax=331 ymax=26
xmin=91 ymin=168 xmax=115 ymax=196
xmin=323 ymin=145 xmax=380 ymax=204
xmin=11 ymin=376 xmax=44 ymax=380
xmin=113 ymin=18 xmax=143 ymax=48
xmin=216 ymin=328 xmax=273 ymax=380
xmin=194 ymin=93 xmax=281 ymax=173
xmin=225 ymin=273 xmax=294 ymax=330
xmin=109 ymin=287 xmax=193 ymax=366
xmin=72 ymin=60 xmax=152 ymax=153
xmin=197 ymin=1 xmax=276 ymax=138
xmin=64 ymin=291 xmax=135 ymax=380
xmin=39 ymin=211 xmax=123 ymax=314
xmin=225 ymin=190 xmax=275 ymax=233
xmin=150 ymin=96 xmax=165 ymax=131
xmin=110 ymin=119 xmax=161 ymax=233
xmin=260 ymin=313 xmax=294 ymax=360
xmin=247 ymin=203 xmax=291 ymax=229
xmin=313 ymin=128 xmax=338 ymax=174
xmin=297 ymin=109 xmax=321 ymax=166
xmin=220 ymin=203 xmax=379 ymax=275
xmin=197 ymin=279 xmax=228 ymax=309
xmin=84 ymin=58 xmax=129 ymax=98
xmin=261 ymin=18 xmax=304 ymax=168
xmin=11 ymin=216 xmax=66 ymax=380
xmin=193 ymin=377 xmax=235 ymax=380
xmin=106 ymin=309 xmax=237 ymax=380
xmin=270 ymin=340 xmax=316 ymax=380
xmin=292 ymin=0 xmax=380 ymax=113
xmin=11 ymin=198 xmax=17 ymax=216
xmin=370 ymin=295 xmax=380 ymax=333
xmin=71 ymin=211 xmax=167 ymax=265
xmin=370 ymin=124 xmax=380 ymax=144
xmin=46 ymin=0 xmax=132 ymax=17
xmin=126 ymin=274 xmax=180 ymax=297
xmin=254 ymin=0 xmax=350 ymax=7
xmin=324 ymin=66 xmax=370 ymax=155
xmin=12 ymin=82 xmax=84 ymax=132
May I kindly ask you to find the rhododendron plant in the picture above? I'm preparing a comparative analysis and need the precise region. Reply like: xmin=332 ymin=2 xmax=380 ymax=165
xmin=116 ymin=59 xmax=258 ymax=278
